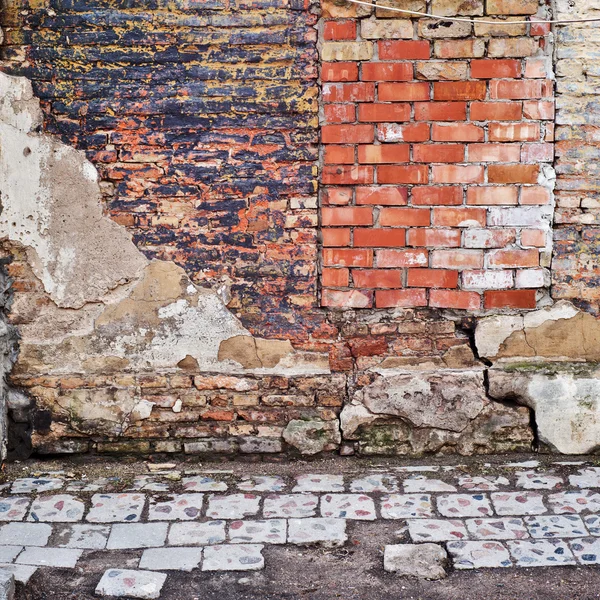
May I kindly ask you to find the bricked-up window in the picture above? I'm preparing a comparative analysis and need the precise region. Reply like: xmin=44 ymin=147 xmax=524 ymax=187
xmin=319 ymin=0 xmax=554 ymax=311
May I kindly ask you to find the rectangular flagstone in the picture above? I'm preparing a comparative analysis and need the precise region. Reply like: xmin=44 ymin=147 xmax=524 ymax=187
xmin=96 ymin=568 xmax=167 ymax=599
xmin=491 ymin=492 xmax=546 ymax=516
xmin=148 ymin=494 xmax=203 ymax=521
xmin=448 ymin=540 xmax=512 ymax=569
xmin=11 ymin=479 xmax=63 ymax=495
xmin=458 ymin=476 xmax=510 ymax=491
xmin=407 ymin=519 xmax=468 ymax=542
xmin=263 ymin=494 xmax=318 ymax=518
xmin=0 ymin=497 xmax=30 ymax=522
xmin=238 ymin=476 xmax=286 ymax=493
xmin=55 ymin=524 xmax=110 ymax=549
xmin=139 ymin=547 xmax=203 ymax=571
xmin=16 ymin=547 xmax=82 ymax=568
xmin=106 ymin=523 xmax=168 ymax=550
xmin=583 ymin=514 xmax=600 ymax=535
xmin=437 ymin=494 xmax=493 ymax=518
xmin=570 ymin=468 xmax=600 ymax=489
xmin=87 ymin=494 xmax=146 ymax=523
xmin=570 ymin=537 xmax=600 ymax=564
xmin=403 ymin=477 xmax=457 ymax=493
xmin=202 ymin=544 xmax=264 ymax=571
xmin=206 ymin=494 xmax=260 ymax=519
xmin=507 ymin=539 xmax=576 ymax=567
xmin=524 ymin=515 xmax=588 ymax=539
xmin=350 ymin=475 xmax=398 ymax=493
xmin=547 ymin=490 xmax=600 ymax=514
xmin=66 ymin=478 xmax=112 ymax=493
xmin=0 ymin=523 xmax=52 ymax=547
xmin=28 ymin=495 xmax=85 ymax=522
xmin=228 ymin=520 xmax=286 ymax=544
xmin=0 ymin=546 xmax=22 ymax=562
xmin=288 ymin=518 xmax=347 ymax=547
xmin=0 ymin=564 xmax=37 ymax=584
xmin=293 ymin=475 xmax=344 ymax=493
xmin=380 ymin=494 xmax=433 ymax=519
xmin=515 ymin=471 xmax=563 ymax=490
xmin=320 ymin=494 xmax=376 ymax=520
xmin=182 ymin=476 xmax=227 ymax=492
xmin=129 ymin=476 xmax=169 ymax=492
xmin=465 ymin=517 xmax=529 ymax=540
xmin=168 ymin=521 xmax=226 ymax=546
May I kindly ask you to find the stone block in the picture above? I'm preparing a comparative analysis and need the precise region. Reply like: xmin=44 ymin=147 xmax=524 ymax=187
xmin=384 ymin=544 xmax=447 ymax=579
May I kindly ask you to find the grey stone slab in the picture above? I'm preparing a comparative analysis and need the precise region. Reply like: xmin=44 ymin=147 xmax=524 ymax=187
xmin=0 ymin=498 xmax=30 ymax=522
xmin=350 ymin=474 xmax=398 ymax=493
xmin=407 ymin=519 xmax=468 ymax=543
xmin=0 ymin=547 xmax=21 ymax=563
xmin=95 ymin=569 xmax=167 ymax=599
xmin=507 ymin=539 xmax=576 ymax=567
xmin=28 ymin=495 xmax=84 ymax=523
xmin=292 ymin=475 xmax=344 ymax=493
xmin=16 ymin=547 xmax=82 ymax=568
xmin=182 ymin=476 xmax=227 ymax=492
xmin=11 ymin=479 xmax=63 ymax=495
xmin=524 ymin=515 xmax=588 ymax=538
xmin=206 ymin=494 xmax=260 ymax=520
xmin=320 ymin=494 xmax=376 ymax=520
xmin=491 ymin=492 xmax=546 ymax=516
xmin=107 ymin=523 xmax=168 ymax=550
xmin=448 ymin=541 xmax=512 ymax=569
xmin=87 ymin=494 xmax=146 ymax=523
xmin=0 ymin=523 xmax=51 ymax=547
xmin=547 ymin=490 xmax=600 ymax=514
xmin=403 ymin=477 xmax=456 ymax=493
xmin=55 ymin=524 xmax=110 ymax=549
xmin=515 ymin=471 xmax=563 ymax=490
xmin=168 ymin=521 xmax=226 ymax=546
xmin=139 ymin=548 xmax=202 ymax=572
xmin=436 ymin=494 xmax=493 ymax=518
xmin=287 ymin=518 xmax=347 ymax=547
xmin=0 ymin=570 xmax=15 ymax=600
xmin=238 ymin=476 xmax=286 ymax=493
xmin=570 ymin=537 xmax=600 ymax=564
xmin=0 ymin=564 xmax=37 ymax=584
xmin=465 ymin=518 xmax=529 ymax=540
xmin=148 ymin=494 xmax=204 ymax=521
xmin=384 ymin=544 xmax=447 ymax=580
xmin=263 ymin=494 xmax=318 ymax=518
xmin=202 ymin=544 xmax=264 ymax=571
xmin=380 ymin=494 xmax=433 ymax=519
xmin=228 ymin=520 xmax=286 ymax=544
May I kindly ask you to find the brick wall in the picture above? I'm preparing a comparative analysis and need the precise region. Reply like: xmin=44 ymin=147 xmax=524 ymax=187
xmin=319 ymin=0 xmax=555 ymax=312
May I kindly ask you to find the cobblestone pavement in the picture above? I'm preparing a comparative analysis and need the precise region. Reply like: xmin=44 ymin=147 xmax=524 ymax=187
xmin=3 ymin=456 xmax=600 ymax=599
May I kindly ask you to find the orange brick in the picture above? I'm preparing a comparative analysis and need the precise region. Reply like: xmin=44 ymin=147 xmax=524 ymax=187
xmin=490 ymin=80 xmax=543 ymax=99
xmin=324 ymin=20 xmax=357 ymax=40
xmin=322 ymin=268 xmax=349 ymax=287
xmin=362 ymin=62 xmax=414 ymax=81
xmin=432 ymin=207 xmax=486 ymax=227
xmin=484 ymin=289 xmax=536 ymax=309
xmin=433 ymin=81 xmax=486 ymax=101
xmin=487 ymin=248 xmax=539 ymax=268
xmin=468 ymin=143 xmax=521 ymax=162
xmin=431 ymin=249 xmax=483 ymax=269
xmin=322 ymin=228 xmax=351 ymax=247
xmin=412 ymin=186 xmax=463 ymax=206
xmin=352 ymin=269 xmax=402 ymax=288
xmin=467 ymin=187 xmax=519 ymax=205
xmin=377 ymin=122 xmax=431 ymax=142
xmin=358 ymin=144 xmax=410 ymax=164
xmin=358 ymin=103 xmax=411 ymax=122
xmin=322 ymin=207 xmax=373 ymax=226
xmin=489 ymin=122 xmax=540 ymax=142
xmin=407 ymin=228 xmax=462 ymax=247
xmin=432 ymin=123 xmax=485 ymax=142
xmin=407 ymin=269 xmax=459 ymax=288
xmin=413 ymin=144 xmax=465 ymax=163
xmin=375 ymin=289 xmax=428 ymax=308
xmin=432 ymin=165 xmax=484 ymax=184
xmin=380 ymin=208 xmax=431 ymax=226
xmin=430 ymin=289 xmax=481 ymax=310
xmin=323 ymin=82 xmax=375 ymax=103
xmin=322 ymin=165 xmax=374 ymax=185
xmin=322 ymin=62 xmax=359 ymax=82
xmin=322 ymin=188 xmax=352 ymax=205
xmin=354 ymin=228 xmax=406 ymax=247
xmin=322 ymin=289 xmax=374 ymax=308
xmin=376 ymin=249 xmax=429 ymax=267
xmin=378 ymin=165 xmax=429 ymax=184
xmin=379 ymin=82 xmax=431 ymax=101
xmin=471 ymin=59 xmax=522 ymax=79
xmin=521 ymin=186 xmax=551 ymax=205
xmin=324 ymin=145 xmax=355 ymax=164
xmin=356 ymin=186 xmax=408 ymax=205
xmin=324 ymin=104 xmax=356 ymax=123
xmin=322 ymin=124 xmax=374 ymax=144
xmin=323 ymin=248 xmax=373 ymax=267
xmin=471 ymin=101 xmax=523 ymax=121
xmin=414 ymin=102 xmax=467 ymax=121
xmin=378 ymin=40 xmax=431 ymax=60
xmin=521 ymin=229 xmax=546 ymax=247
xmin=488 ymin=164 xmax=539 ymax=184
xmin=523 ymin=100 xmax=554 ymax=120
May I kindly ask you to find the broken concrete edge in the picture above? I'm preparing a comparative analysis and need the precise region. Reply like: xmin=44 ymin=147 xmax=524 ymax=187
xmin=384 ymin=544 xmax=448 ymax=580
xmin=0 ymin=569 xmax=15 ymax=600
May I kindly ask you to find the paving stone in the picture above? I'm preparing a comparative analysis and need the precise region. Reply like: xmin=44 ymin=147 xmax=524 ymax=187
xmin=448 ymin=541 xmax=512 ymax=569
xmin=288 ymin=518 xmax=347 ymax=547
xmin=403 ymin=477 xmax=457 ymax=493
xmin=320 ymin=494 xmax=376 ymax=520
xmin=202 ymin=544 xmax=264 ymax=571
xmin=182 ymin=476 xmax=227 ymax=492
xmin=87 ymin=494 xmax=146 ymax=523
xmin=206 ymin=494 xmax=260 ymax=520
xmin=408 ymin=519 xmax=468 ymax=542
xmin=292 ymin=475 xmax=344 ymax=493
xmin=525 ymin=515 xmax=588 ymax=538
xmin=16 ymin=547 xmax=82 ymax=568
xmin=380 ymin=494 xmax=433 ymax=519
xmin=570 ymin=468 xmax=600 ymax=489
xmin=129 ymin=477 xmax=170 ymax=493
xmin=139 ymin=547 xmax=202 ymax=571
xmin=0 ymin=547 xmax=22 ymax=563
xmin=383 ymin=544 xmax=447 ymax=580
xmin=11 ymin=479 xmax=63 ymax=495
xmin=515 ymin=471 xmax=564 ymax=490
xmin=0 ymin=565 xmax=37 ymax=585
xmin=437 ymin=494 xmax=493 ymax=518
xmin=168 ymin=521 xmax=226 ymax=546
xmin=263 ymin=494 xmax=318 ymax=518
xmin=238 ymin=476 xmax=286 ymax=493
xmin=106 ymin=523 xmax=168 ymax=549
xmin=228 ymin=520 xmax=286 ymax=544
xmin=507 ymin=539 xmax=576 ymax=567
xmin=570 ymin=537 xmax=600 ymax=564
xmin=96 ymin=568 xmax=167 ymax=599
xmin=148 ymin=494 xmax=204 ymax=521
xmin=55 ymin=524 xmax=110 ymax=549
xmin=583 ymin=514 xmax=600 ymax=535
xmin=466 ymin=517 xmax=529 ymax=540
xmin=395 ymin=466 xmax=440 ymax=473
xmin=27 ymin=495 xmax=85 ymax=522
xmin=0 ymin=523 xmax=51 ymax=547
xmin=66 ymin=478 xmax=113 ymax=492
xmin=350 ymin=474 xmax=399 ymax=493
xmin=0 ymin=570 xmax=14 ymax=600
xmin=0 ymin=498 xmax=30 ymax=522
xmin=491 ymin=492 xmax=546 ymax=516
xmin=547 ymin=490 xmax=600 ymax=514
xmin=457 ymin=476 xmax=510 ymax=492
